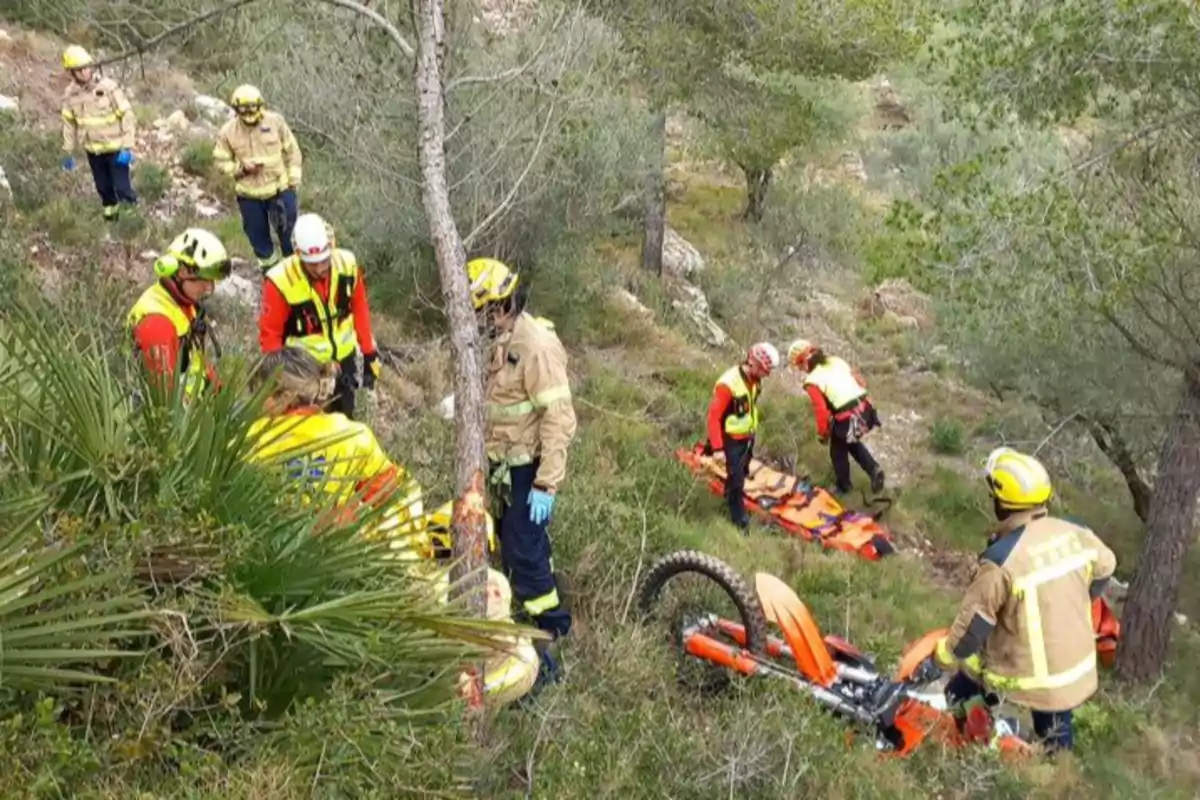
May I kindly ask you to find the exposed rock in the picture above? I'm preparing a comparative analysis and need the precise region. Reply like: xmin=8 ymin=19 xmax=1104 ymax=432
xmin=140 ymin=249 xmax=159 ymax=261
xmin=662 ymin=226 xmax=705 ymax=279
xmin=0 ymin=94 xmax=17 ymax=112
xmin=0 ymin=30 xmax=11 ymax=42
xmin=0 ymin=165 xmax=10 ymax=197
xmin=858 ymin=278 xmax=935 ymax=330
xmin=668 ymin=280 xmax=728 ymax=348
xmin=213 ymin=274 xmax=259 ymax=308
xmin=194 ymin=202 xmax=221 ymax=218
xmin=192 ymin=94 xmax=233 ymax=126
xmin=437 ymin=393 xmax=455 ymax=421
xmin=165 ymin=109 xmax=190 ymax=133
xmin=613 ymin=288 xmax=653 ymax=318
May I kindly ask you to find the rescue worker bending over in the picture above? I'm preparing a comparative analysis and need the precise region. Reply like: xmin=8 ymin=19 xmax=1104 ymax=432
xmin=469 ymin=257 xmax=577 ymax=689
xmin=247 ymin=346 xmax=422 ymax=538
xmin=928 ymin=447 xmax=1117 ymax=754
xmin=259 ymin=213 xmax=380 ymax=420
xmin=456 ymin=568 xmax=540 ymax=709
xmin=704 ymin=343 xmax=780 ymax=534
xmin=126 ymin=229 xmax=230 ymax=398
xmin=787 ymin=339 xmax=885 ymax=496
xmin=60 ymin=46 xmax=138 ymax=221
xmin=212 ymin=85 xmax=302 ymax=272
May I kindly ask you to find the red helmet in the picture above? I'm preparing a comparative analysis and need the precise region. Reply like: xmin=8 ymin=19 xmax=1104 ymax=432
xmin=746 ymin=342 xmax=780 ymax=375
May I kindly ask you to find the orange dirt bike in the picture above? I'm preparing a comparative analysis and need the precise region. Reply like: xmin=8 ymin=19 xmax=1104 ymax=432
xmin=636 ymin=550 xmax=1121 ymax=758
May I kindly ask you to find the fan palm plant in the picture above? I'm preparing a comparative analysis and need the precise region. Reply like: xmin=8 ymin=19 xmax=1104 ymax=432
xmin=0 ymin=299 xmax=526 ymax=719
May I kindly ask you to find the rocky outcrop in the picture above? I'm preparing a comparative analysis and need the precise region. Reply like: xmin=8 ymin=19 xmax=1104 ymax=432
xmin=668 ymin=279 xmax=728 ymax=348
xmin=661 ymin=225 xmax=705 ymax=279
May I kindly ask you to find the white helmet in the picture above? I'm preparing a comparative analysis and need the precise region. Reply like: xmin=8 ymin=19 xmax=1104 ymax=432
xmin=292 ymin=213 xmax=332 ymax=264
xmin=747 ymin=341 xmax=780 ymax=374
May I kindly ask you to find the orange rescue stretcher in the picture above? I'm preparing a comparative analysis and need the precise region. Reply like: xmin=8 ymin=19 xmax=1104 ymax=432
xmin=676 ymin=442 xmax=895 ymax=561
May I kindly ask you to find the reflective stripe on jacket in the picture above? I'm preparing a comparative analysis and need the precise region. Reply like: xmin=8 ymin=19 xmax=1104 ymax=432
xmin=61 ymin=77 xmax=135 ymax=155
xmin=715 ymin=366 xmax=760 ymax=437
xmin=212 ymin=110 xmax=302 ymax=199
xmin=264 ymin=253 xmax=360 ymax=363
xmin=803 ymin=356 xmax=867 ymax=411
xmin=935 ymin=510 xmax=1118 ymax=711
xmin=125 ymin=283 xmax=207 ymax=397
xmin=485 ymin=313 xmax=577 ymax=492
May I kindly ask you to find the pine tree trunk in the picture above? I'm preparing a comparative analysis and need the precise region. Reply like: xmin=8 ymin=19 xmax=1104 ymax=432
xmin=412 ymin=0 xmax=488 ymax=618
xmin=641 ymin=109 xmax=667 ymax=275
xmin=1116 ymin=361 xmax=1200 ymax=681
xmin=741 ymin=165 xmax=772 ymax=222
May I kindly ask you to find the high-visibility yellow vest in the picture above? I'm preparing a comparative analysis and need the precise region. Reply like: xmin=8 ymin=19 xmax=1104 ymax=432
xmin=804 ymin=356 xmax=867 ymax=410
xmin=716 ymin=366 xmax=760 ymax=437
xmin=265 ymin=252 xmax=360 ymax=363
xmin=125 ymin=283 xmax=208 ymax=397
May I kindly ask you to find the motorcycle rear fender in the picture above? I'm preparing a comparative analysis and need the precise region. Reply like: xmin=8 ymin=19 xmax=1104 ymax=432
xmin=754 ymin=572 xmax=838 ymax=687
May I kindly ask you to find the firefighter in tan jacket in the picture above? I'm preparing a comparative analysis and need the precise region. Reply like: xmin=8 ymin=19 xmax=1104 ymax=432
xmin=930 ymin=447 xmax=1117 ymax=754
xmin=59 ymin=46 xmax=138 ymax=221
xmin=212 ymin=85 xmax=303 ymax=272
xmin=468 ymin=257 xmax=577 ymax=692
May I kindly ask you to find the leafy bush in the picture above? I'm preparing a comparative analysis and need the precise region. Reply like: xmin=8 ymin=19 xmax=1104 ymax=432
xmin=0 ymin=301 xmax=512 ymax=791
xmin=133 ymin=161 xmax=172 ymax=203
xmin=179 ymin=139 xmax=214 ymax=178
xmin=928 ymin=418 xmax=966 ymax=455
xmin=0 ymin=115 xmax=65 ymax=213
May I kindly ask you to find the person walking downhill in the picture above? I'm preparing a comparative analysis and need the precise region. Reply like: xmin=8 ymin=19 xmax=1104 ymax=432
xmin=787 ymin=339 xmax=885 ymax=497
xmin=212 ymin=85 xmax=302 ymax=273
xmin=60 ymin=46 xmax=138 ymax=222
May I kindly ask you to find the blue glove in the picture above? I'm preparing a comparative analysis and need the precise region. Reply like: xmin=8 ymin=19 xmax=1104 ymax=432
xmin=61 ymin=156 xmax=76 ymax=172
xmin=114 ymin=149 xmax=135 ymax=167
xmin=528 ymin=488 xmax=556 ymax=525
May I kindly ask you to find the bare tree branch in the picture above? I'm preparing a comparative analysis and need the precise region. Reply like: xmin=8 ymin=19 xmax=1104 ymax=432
xmin=90 ymin=0 xmax=261 ymax=68
xmin=89 ymin=0 xmax=413 ymax=69
xmin=462 ymin=95 xmax=559 ymax=249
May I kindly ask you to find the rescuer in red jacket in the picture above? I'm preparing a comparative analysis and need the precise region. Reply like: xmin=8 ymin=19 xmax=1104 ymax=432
xmin=703 ymin=342 xmax=780 ymax=533
xmin=258 ymin=213 xmax=379 ymax=419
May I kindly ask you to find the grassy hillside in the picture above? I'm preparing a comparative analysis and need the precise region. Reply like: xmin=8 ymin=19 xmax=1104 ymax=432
xmin=1 ymin=16 xmax=1199 ymax=800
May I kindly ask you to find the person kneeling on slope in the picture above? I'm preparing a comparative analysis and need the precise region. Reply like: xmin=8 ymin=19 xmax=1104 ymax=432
xmin=247 ymin=346 xmax=423 ymax=545
xmin=924 ymin=447 xmax=1117 ymax=755
xmin=787 ymin=339 xmax=884 ymax=496
xmin=704 ymin=342 xmax=780 ymax=534
xmin=457 ymin=567 xmax=541 ymax=709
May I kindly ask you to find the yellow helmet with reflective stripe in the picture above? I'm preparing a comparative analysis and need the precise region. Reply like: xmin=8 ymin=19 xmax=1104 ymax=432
xmin=984 ymin=447 xmax=1052 ymax=509
xmin=62 ymin=45 xmax=93 ymax=70
xmin=466 ymin=257 xmax=519 ymax=310
xmin=230 ymin=84 xmax=264 ymax=109
xmin=154 ymin=228 xmax=231 ymax=281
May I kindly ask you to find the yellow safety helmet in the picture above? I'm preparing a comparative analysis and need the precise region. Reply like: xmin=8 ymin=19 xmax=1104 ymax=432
xmin=787 ymin=338 xmax=817 ymax=369
xmin=230 ymin=84 xmax=264 ymax=109
xmin=62 ymin=45 xmax=93 ymax=71
xmin=154 ymin=228 xmax=231 ymax=281
xmin=466 ymin=257 xmax=519 ymax=310
xmin=984 ymin=447 xmax=1053 ymax=510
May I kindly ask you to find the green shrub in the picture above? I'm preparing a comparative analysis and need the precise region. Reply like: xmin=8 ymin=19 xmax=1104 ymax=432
xmin=134 ymin=161 xmax=172 ymax=203
xmin=0 ymin=115 xmax=65 ymax=213
xmin=928 ymin=418 xmax=966 ymax=455
xmin=31 ymin=198 xmax=105 ymax=247
xmin=179 ymin=139 xmax=215 ymax=177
